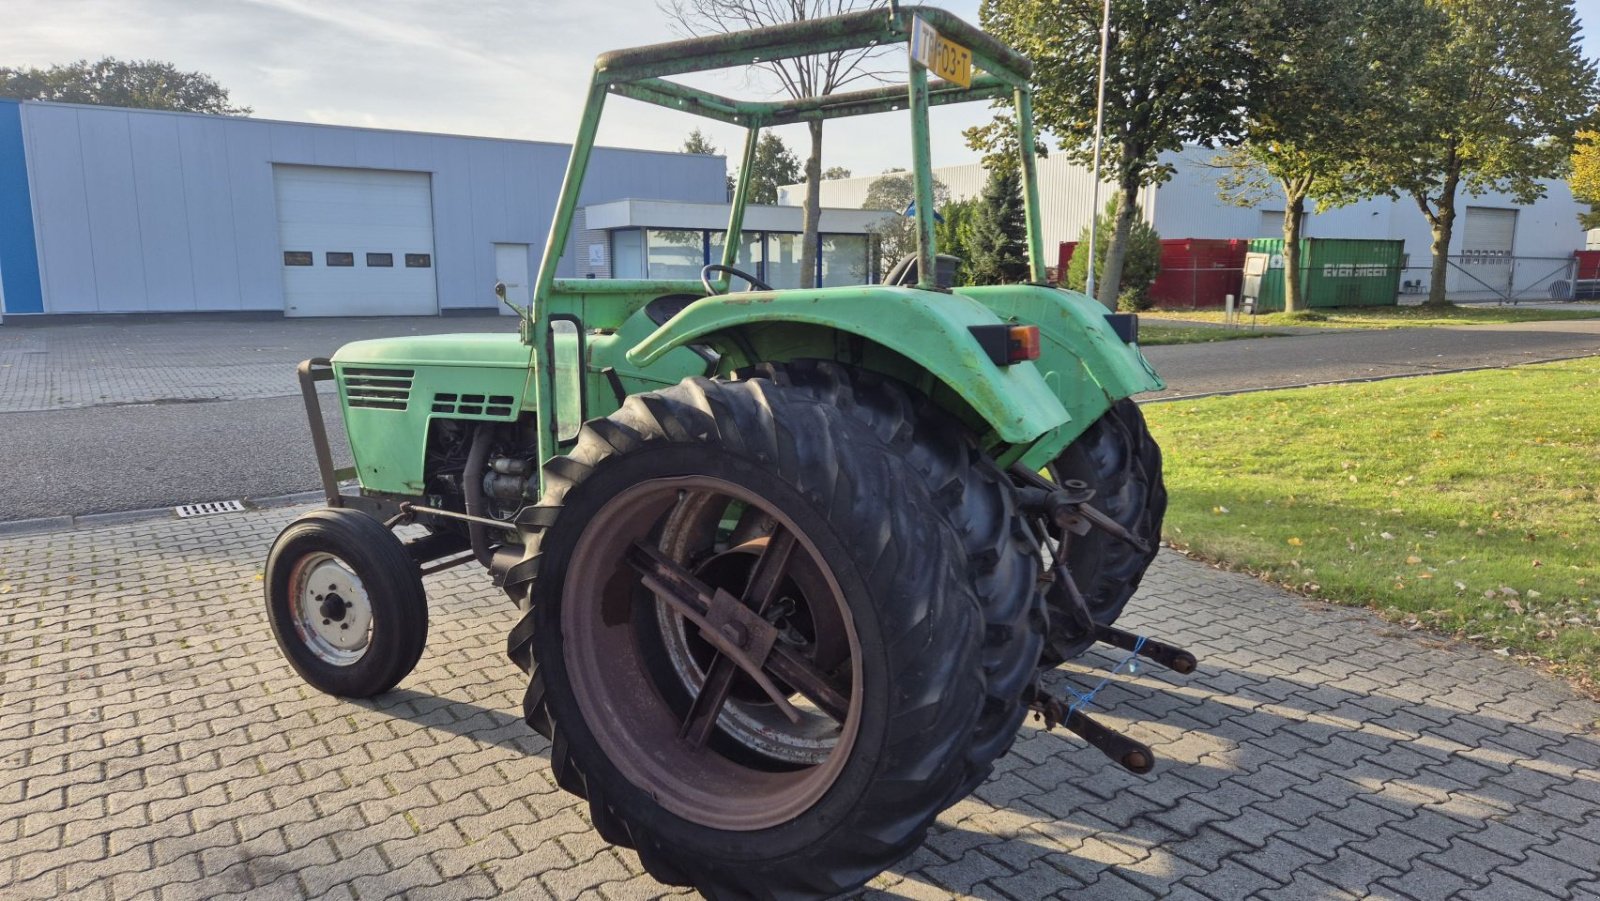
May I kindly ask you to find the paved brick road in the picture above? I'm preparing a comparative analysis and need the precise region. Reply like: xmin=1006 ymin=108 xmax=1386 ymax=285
xmin=3 ymin=508 xmax=1598 ymax=899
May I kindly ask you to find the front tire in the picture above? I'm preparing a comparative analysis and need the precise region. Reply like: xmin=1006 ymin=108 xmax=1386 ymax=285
xmin=264 ymin=508 xmax=428 ymax=697
xmin=507 ymin=375 xmax=1039 ymax=899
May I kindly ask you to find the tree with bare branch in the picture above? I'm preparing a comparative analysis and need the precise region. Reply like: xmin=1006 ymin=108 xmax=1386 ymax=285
xmin=659 ymin=0 xmax=890 ymax=288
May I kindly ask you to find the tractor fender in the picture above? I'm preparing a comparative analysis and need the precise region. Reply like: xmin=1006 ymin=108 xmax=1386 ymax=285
xmin=625 ymin=286 xmax=1069 ymax=445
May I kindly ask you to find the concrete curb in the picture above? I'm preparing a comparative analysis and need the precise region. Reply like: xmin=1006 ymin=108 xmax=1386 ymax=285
xmin=0 ymin=489 xmax=327 ymax=538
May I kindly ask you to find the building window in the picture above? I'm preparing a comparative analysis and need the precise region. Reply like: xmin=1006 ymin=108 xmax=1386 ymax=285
xmin=366 ymin=252 xmax=394 ymax=267
xmin=645 ymin=229 xmax=706 ymax=280
xmin=764 ymin=233 xmax=805 ymax=289
xmin=611 ymin=230 xmax=644 ymax=279
xmin=326 ymin=252 xmax=354 ymax=267
xmin=283 ymin=251 xmax=313 ymax=266
xmin=405 ymin=253 xmax=432 ymax=268
xmin=708 ymin=231 xmax=762 ymax=279
xmin=820 ymin=234 xmax=870 ymax=287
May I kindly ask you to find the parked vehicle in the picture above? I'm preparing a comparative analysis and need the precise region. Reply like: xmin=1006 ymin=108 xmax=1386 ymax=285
xmin=265 ymin=6 xmax=1189 ymax=897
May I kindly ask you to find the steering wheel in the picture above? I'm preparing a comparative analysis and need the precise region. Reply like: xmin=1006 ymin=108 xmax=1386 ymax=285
xmin=701 ymin=263 xmax=772 ymax=296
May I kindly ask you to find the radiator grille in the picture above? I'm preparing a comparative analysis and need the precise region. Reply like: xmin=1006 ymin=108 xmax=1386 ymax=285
xmin=343 ymin=367 xmax=414 ymax=410
xmin=431 ymin=393 xmax=515 ymax=417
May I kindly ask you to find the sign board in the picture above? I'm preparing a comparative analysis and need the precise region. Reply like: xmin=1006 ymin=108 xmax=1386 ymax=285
xmin=908 ymin=15 xmax=973 ymax=88
xmin=588 ymin=243 xmax=606 ymax=267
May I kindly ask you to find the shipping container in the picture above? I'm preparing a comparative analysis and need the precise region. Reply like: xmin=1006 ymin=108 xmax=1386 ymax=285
xmin=1242 ymin=238 xmax=1403 ymax=311
xmin=1147 ymin=238 xmax=1247 ymax=308
xmin=1574 ymin=249 xmax=1600 ymax=280
xmin=1056 ymin=241 xmax=1078 ymax=282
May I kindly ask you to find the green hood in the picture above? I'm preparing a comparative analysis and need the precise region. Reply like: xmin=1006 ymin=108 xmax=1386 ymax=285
xmin=331 ymin=333 xmax=532 ymax=368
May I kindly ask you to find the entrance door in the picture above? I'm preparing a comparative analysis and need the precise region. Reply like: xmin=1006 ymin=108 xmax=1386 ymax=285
xmin=494 ymin=243 xmax=531 ymax=317
xmin=274 ymin=165 xmax=438 ymax=317
xmin=1450 ymin=207 xmax=1516 ymax=299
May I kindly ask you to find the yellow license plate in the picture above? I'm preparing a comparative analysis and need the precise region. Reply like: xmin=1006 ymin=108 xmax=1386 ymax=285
xmin=930 ymin=34 xmax=973 ymax=87
xmin=911 ymin=16 xmax=973 ymax=88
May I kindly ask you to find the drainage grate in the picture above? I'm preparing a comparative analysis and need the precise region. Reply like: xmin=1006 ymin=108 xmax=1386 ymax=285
xmin=174 ymin=500 xmax=246 ymax=518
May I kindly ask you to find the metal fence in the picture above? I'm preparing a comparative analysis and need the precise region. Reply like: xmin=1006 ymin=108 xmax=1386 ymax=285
xmin=1050 ymin=255 xmax=1600 ymax=307
xmin=1397 ymin=254 xmax=1587 ymax=305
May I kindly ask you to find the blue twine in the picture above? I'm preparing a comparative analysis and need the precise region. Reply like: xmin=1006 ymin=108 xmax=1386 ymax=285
xmin=1064 ymin=634 xmax=1147 ymax=717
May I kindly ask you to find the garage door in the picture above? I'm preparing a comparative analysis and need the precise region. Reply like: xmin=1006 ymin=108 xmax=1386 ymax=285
xmin=273 ymin=166 xmax=437 ymax=317
xmin=1448 ymin=206 xmax=1516 ymax=298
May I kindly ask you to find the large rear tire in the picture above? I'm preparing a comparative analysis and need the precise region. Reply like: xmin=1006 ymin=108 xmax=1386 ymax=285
xmin=505 ymin=373 xmax=1041 ymax=899
xmin=1042 ymin=398 xmax=1166 ymax=662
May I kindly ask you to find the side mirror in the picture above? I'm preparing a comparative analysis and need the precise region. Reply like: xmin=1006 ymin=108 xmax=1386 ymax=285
xmin=494 ymin=280 xmax=529 ymax=321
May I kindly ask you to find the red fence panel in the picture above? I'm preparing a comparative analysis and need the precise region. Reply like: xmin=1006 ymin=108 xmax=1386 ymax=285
xmin=1148 ymin=238 xmax=1247 ymax=308
xmin=1574 ymin=250 xmax=1600 ymax=281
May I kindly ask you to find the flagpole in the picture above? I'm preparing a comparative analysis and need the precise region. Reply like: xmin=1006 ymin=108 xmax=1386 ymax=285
xmin=1085 ymin=0 xmax=1111 ymax=303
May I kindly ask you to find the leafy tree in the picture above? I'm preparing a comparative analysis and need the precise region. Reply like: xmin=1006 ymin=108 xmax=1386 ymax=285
xmin=822 ymin=166 xmax=852 ymax=180
xmin=934 ymin=197 xmax=981 ymax=284
xmin=1573 ymin=130 xmax=1600 ymax=230
xmin=1214 ymin=0 xmax=1439 ymax=313
xmin=661 ymin=0 xmax=890 ymax=287
xmin=967 ymin=167 xmax=1030 ymax=285
xmin=0 ymin=57 xmax=250 ymax=115
xmin=1065 ymin=197 xmax=1161 ymax=310
xmin=862 ymin=170 xmax=950 ymax=280
xmin=1360 ymin=0 xmax=1598 ymax=306
xmin=682 ymin=128 xmax=733 ymax=199
xmin=974 ymin=0 xmax=1263 ymax=309
xmin=682 ymin=128 xmax=719 ymax=156
xmin=741 ymin=132 xmax=802 ymax=205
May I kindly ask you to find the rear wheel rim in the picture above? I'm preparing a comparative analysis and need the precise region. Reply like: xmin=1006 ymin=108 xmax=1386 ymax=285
xmin=288 ymin=552 xmax=374 ymax=666
xmin=563 ymin=475 xmax=863 ymax=832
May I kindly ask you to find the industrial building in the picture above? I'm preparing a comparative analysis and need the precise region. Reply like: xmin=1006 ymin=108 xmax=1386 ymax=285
xmin=0 ymin=99 xmax=885 ymax=321
xmin=788 ymin=149 xmax=1591 ymax=302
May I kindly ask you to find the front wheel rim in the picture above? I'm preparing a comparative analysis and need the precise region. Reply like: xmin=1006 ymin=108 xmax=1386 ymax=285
xmin=288 ymin=552 xmax=374 ymax=666
xmin=562 ymin=475 xmax=864 ymax=832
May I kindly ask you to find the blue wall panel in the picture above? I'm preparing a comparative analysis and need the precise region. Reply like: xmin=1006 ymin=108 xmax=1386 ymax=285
xmin=0 ymin=99 xmax=44 ymax=313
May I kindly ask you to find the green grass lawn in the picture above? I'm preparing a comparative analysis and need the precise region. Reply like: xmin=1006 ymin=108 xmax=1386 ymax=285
xmin=1144 ymin=304 xmax=1600 ymax=330
xmin=1142 ymin=357 xmax=1600 ymax=692
xmin=1140 ymin=324 xmax=1285 ymax=346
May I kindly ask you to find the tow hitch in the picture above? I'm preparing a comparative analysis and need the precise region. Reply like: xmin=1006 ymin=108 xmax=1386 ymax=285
xmin=1018 ymin=475 xmax=1200 ymax=774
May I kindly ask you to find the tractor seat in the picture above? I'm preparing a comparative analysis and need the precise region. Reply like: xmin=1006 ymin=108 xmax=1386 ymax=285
xmin=645 ymin=293 xmax=702 ymax=326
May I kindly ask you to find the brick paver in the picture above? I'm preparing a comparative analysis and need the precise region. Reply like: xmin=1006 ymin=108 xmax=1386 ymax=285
xmin=1 ymin=508 xmax=1597 ymax=899
xmin=0 ymin=316 xmax=510 ymax=413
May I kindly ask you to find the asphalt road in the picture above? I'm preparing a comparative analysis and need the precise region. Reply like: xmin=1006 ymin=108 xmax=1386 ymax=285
xmin=0 ymin=394 xmax=349 ymax=523
xmin=1144 ymin=318 xmax=1600 ymax=400
xmin=2 ymin=318 xmax=1596 ymax=524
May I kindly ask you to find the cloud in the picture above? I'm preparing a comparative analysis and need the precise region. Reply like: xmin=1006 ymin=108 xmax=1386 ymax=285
xmin=0 ymin=0 xmax=1004 ymax=175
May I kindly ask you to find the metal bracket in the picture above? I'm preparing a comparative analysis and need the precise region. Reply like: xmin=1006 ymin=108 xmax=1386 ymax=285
xmin=1029 ymin=687 xmax=1154 ymax=774
xmin=627 ymin=542 xmax=804 ymax=723
xmin=296 ymin=358 xmax=343 ymax=507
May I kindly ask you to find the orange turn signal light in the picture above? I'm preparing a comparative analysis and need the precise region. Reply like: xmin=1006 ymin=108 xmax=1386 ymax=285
xmin=1007 ymin=325 xmax=1041 ymax=363
xmin=969 ymin=323 xmax=1042 ymax=366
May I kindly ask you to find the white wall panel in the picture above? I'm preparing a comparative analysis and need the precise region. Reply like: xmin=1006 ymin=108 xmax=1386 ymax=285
xmin=77 ymin=109 xmax=149 ymax=312
xmin=25 ymin=106 xmax=98 ymax=311
xmin=127 ymin=113 xmax=195 ymax=311
xmin=225 ymin=119 xmax=283 ymax=311
xmin=175 ymin=115 xmax=243 ymax=310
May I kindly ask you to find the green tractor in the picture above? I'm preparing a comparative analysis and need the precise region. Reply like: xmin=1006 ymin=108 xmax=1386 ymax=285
xmin=266 ymin=5 xmax=1193 ymax=897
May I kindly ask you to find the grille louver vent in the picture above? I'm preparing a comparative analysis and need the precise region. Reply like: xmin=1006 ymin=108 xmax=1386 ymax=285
xmin=344 ymin=367 xmax=414 ymax=410
xmin=432 ymin=393 xmax=515 ymax=417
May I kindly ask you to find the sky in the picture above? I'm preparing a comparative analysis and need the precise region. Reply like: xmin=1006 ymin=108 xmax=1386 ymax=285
xmin=4 ymin=0 xmax=1599 ymax=182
